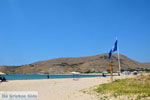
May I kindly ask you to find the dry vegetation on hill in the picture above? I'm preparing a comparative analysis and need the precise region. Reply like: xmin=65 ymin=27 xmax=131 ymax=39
xmin=0 ymin=54 xmax=149 ymax=74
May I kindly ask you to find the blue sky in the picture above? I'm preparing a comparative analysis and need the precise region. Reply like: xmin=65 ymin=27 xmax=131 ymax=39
xmin=0 ymin=0 xmax=150 ymax=65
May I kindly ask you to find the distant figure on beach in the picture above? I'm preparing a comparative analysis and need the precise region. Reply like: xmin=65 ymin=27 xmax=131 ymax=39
xmin=47 ymin=75 xmax=50 ymax=79
xmin=102 ymin=73 xmax=106 ymax=77
xmin=133 ymin=71 xmax=138 ymax=75
xmin=0 ymin=75 xmax=6 ymax=82
xmin=118 ymin=72 xmax=120 ymax=76
xmin=0 ymin=76 xmax=2 ymax=82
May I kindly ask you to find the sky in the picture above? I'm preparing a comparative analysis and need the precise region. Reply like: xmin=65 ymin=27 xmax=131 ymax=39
xmin=0 ymin=0 xmax=150 ymax=65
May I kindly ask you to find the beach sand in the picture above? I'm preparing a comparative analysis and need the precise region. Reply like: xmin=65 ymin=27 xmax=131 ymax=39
xmin=0 ymin=75 xmax=132 ymax=100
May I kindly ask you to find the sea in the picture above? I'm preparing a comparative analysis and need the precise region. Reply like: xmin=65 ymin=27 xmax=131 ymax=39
xmin=1 ymin=74 xmax=107 ymax=80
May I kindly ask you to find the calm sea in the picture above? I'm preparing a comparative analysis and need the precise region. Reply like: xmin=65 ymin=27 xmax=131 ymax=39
xmin=1 ymin=74 xmax=105 ymax=80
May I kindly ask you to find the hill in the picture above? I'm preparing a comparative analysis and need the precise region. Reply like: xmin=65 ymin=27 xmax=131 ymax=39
xmin=0 ymin=54 xmax=149 ymax=74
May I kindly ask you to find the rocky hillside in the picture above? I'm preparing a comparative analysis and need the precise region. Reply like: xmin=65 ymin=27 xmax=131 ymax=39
xmin=0 ymin=54 xmax=149 ymax=74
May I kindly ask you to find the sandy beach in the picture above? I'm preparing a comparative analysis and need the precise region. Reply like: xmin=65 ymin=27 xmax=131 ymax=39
xmin=0 ymin=75 xmax=132 ymax=100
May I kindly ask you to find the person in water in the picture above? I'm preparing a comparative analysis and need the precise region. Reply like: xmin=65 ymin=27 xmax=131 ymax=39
xmin=47 ymin=75 xmax=50 ymax=79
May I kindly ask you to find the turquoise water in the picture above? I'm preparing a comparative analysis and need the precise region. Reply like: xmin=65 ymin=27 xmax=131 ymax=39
xmin=1 ymin=74 xmax=105 ymax=80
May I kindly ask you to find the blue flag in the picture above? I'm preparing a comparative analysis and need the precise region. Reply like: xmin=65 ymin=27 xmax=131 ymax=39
xmin=108 ymin=40 xmax=118 ymax=59
xmin=108 ymin=49 xmax=112 ymax=59
xmin=113 ymin=40 xmax=117 ymax=52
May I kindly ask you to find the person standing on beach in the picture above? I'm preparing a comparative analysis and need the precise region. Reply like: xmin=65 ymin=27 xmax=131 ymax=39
xmin=0 ymin=75 xmax=6 ymax=82
xmin=47 ymin=75 xmax=50 ymax=79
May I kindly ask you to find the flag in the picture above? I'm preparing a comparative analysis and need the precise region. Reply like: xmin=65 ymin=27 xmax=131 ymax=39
xmin=108 ymin=39 xmax=118 ymax=59
xmin=113 ymin=40 xmax=117 ymax=52
xmin=108 ymin=49 xmax=112 ymax=59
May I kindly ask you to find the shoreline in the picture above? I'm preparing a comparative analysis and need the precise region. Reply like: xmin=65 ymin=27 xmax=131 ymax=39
xmin=1 ymin=74 xmax=111 ymax=81
xmin=0 ymin=75 xmax=133 ymax=100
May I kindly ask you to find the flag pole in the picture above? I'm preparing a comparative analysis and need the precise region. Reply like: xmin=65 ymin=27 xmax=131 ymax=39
xmin=117 ymin=47 xmax=121 ymax=73
xmin=116 ymin=37 xmax=121 ymax=73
